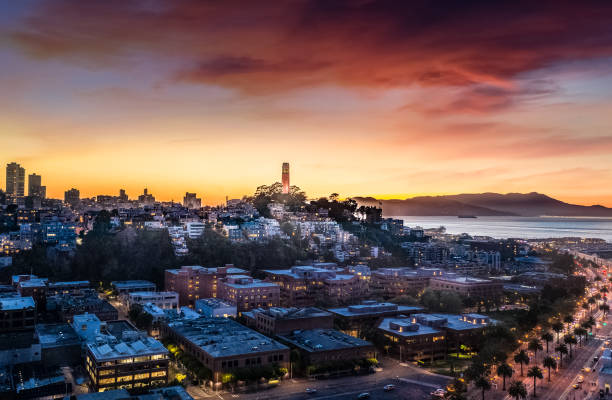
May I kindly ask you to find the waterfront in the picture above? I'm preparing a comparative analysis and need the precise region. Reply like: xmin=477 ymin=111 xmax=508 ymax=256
xmin=392 ymin=216 xmax=612 ymax=241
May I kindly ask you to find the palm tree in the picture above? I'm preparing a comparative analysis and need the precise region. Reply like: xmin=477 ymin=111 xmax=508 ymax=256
xmin=563 ymin=315 xmax=574 ymax=332
xmin=556 ymin=343 xmax=568 ymax=368
xmin=564 ymin=334 xmax=577 ymax=358
xmin=474 ymin=376 xmax=491 ymax=400
xmin=514 ymin=350 xmax=529 ymax=376
xmin=541 ymin=332 xmax=553 ymax=353
xmin=508 ymin=380 xmax=528 ymax=400
xmin=528 ymin=338 xmax=543 ymax=363
xmin=552 ymin=321 xmax=564 ymax=343
xmin=527 ymin=366 xmax=544 ymax=397
xmin=543 ymin=356 xmax=557 ymax=382
xmin=574 ymin=327 xmax=587 ymax=346
xmin=581 ymin=302 xmax=590 ymax=313
xmin=497 ymin=363 xmax=513 ymax=391
xmin=600 ymin=303 xmax=610 ymax=315
xmin=588 ymin=297 xmax=596 ymax=314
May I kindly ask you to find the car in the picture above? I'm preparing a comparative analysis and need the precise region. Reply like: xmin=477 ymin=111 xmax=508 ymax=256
xmin=573 ymin=384 xmax=580 ymax=389
xmin=430 ymin=388 xmax=446 ymax=397
xmin=384 ymin=384 xmax=395 ymax=392
xmin=578 ymin=375 xmax=585 ymax=383
xmin=306 ymin=388 xmax=317 ymax=394
xmin=582 ymin=367 xmax=592 ymax=373
xmin=357 ymin=393 xmax=370 ymax=399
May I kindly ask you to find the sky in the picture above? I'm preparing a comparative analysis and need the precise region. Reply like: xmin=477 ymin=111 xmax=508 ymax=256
xmin=1 ymin=0 xmax=612 ymax=206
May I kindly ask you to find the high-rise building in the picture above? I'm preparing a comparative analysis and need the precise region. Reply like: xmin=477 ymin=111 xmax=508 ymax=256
xmin=64 ymin=188 xmax=80 ymax=206
xmin=28 ymin=173 xmax=46 ymax=198
xmin=118 ymin=188 xmax=128 ymax=202
xmin=6 ymin=162 xmax=25 ymax=197
xmin=282 ymin=162 xmax=290 ymax=194
xmin=183 ymin=192 xmax=201 ymax=209
xmin=138 ymin=188 xmax=155 ymax=205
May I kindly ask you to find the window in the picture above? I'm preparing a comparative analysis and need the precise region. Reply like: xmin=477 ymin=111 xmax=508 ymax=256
xmin=151 ymin=371 xmax=166 ymax=377
xmin=99 ymin=378 xmax=116 ymax=385
xmin=117 ymin=375 xmax=133 ymax=382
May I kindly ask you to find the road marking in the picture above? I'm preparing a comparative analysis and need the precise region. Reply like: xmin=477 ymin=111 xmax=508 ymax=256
xmin=397 ymin=377 xmax=442 ymax=389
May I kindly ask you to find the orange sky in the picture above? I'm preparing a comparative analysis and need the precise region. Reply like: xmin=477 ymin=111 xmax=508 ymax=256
xmin=1 ymin=1 xmax=612 ymax=207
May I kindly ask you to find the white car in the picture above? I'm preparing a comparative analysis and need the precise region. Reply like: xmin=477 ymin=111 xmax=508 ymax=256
xmin=306 ymin=388 xmax=317 ymax=394
xmin=384 ymin=384 xmax=395 ymax=391
xmin=430 ymin=388 xmax=446 ymax=397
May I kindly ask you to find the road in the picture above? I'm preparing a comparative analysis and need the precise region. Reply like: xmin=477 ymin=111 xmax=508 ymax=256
xmin=186 ymin=359 xmax=450 ymax=400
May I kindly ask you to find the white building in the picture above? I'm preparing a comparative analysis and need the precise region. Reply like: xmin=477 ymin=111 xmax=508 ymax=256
xmin=184 ymin=222 xmax=206 ymax=239
xmin=195 ymin=298 xmax=237 ymax=318
xmin=126 ymin=291 xmax=179 ymax=310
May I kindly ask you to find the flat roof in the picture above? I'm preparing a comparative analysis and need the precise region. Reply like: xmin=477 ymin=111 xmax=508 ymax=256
xmin=0 ymin=296 xmax=35 ymax=310
xmin=195 ymin=298 xmax=235 ymax=308
xmin=35 ymin=323 xmax=81 ymax=348
xmin=415 ymin=313 xmax=495 ymax=331
xmin=0 ymin=330 xmax=39 ymax=351
xmin=253 ymin=307 xmax=331 ymax=320
xmin=110 ymin=280 xmax=156 ymax=288
xmin=48 ymin=280 xmax=90 ymax=287
xmin=278 ymin=329 xmax=372 ymax=352
xmin=167 ymin=317 xmax=288 ymax=358
xmin=222 ymin=280 xmax=279 ymax=289
xmin=87 ymin=325 xmax=168 ymax=361
xmin=328 ymin=303 xmax=423 ymax=317
xmin=165 ymin=266 xmax=247 ymax=275
xmin=378 ymin=317 xmax=441 ymax=337
xmin=431 ymin=276 xmax=493 ymax=284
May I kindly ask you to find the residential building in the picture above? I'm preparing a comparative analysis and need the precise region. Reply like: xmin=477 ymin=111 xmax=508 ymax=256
xmin=183 ymin=192 xmax=201 ymax=209
xmin=47 ymin=280 xmax=90 ymax=296
xmin=0 ymin=296 xmax=36 ymax=332
xmin=218 ymin=275 xmax=280 ymax=312
xmin=598 ymin=348 xmax=612 ymax=394
xmin=47 ymin=291 xmax=118 ymax=322
xmin=370 ymin=267 xmax=440 ymax=298
xmin=184 ymin=222 xmax=205 ymax=239
xmin=195 ymin=298 xmax=236 ymax=318
xmin=164 ymin=265 xmax=246 ymax=307
xmin=0 ymin=330 xmax=41 ymax=367
xmin=28 ymin=173 xmax=46 ymax=198
xmin=377 ymin=315 xmax=446 ymax=362
xmin=6 ymin=162 xmax=25 ymax=198
xmin=35 ymin=323 xmax=81 ymax=367
xmin=162 ymin=316 xmax=289 ymax=384
xmin=64 ymin=188 xmax=80 ymax=206
xmin=126 ymin=291 xmax=179 ymax=310
xmin=243 ymin=307 xmax=333 ymax=336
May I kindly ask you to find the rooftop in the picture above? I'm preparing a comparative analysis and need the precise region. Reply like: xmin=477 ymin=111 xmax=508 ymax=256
xmin=167 ymin=317 xmax=288 ymax=358
xmin=48 ymin=280 xmax=90 ymax=288
xmin=252 ymin=307 xmax=332 ymax=320
xmin=0 ymin=296 xmax=35 ymax=310
xmin=195 ymin=298 xmax=235 ymax=309
xmin=166 ymin=265 xmax=247 ymax=275
xmin=278 ymin=329 xmax=372 ymax=352
xmin=75 ymin=386 xmax=193 ymax=400
xmin=110 ymin=280 xmax=156 ymax=289
xmin=35 ymin=323 xmax=80 ymax=348
xmin=431 ymin=276 xmax=493 ymax=284
xmin=378 ymin=317 xmax=441 ymax=337
xmin=0 ymin=330 xmax=39 ymax=351
xmin=328 ymin=301 xmax=423 ymax=317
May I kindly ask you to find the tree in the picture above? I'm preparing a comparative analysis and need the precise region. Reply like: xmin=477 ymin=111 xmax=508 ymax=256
xmin=563 ymin=334 xmax=577 ymax=358
xmin=555 ymin=343 xmax=568 ymax=368
xmin=497 ymin=363 xmax=513 ymax=391
xmin=474 ymin=376 xmax=491 ymax=400
xmin=541 ymin=332 xmax=553 ymax=353
xmin=574 ymin=327 xmax=587 ymax=346
xmin=527 ymin=366 xmax=543 ymax=397
xmin=528 ymin=339 xmax=543 ymax=363
xmin=600 ymin=303 xmax=610 ymax=315
xmin=588 ymin=297 xmax=596 ymax=314
xmin=551 ymin=321 xmax=564 ymax=343
xmin=514 ymin=350 xmax=529 ymax=377
xmin=508 ymin=380 xmax=527 ymax=400
xmin=543 ymin=356 xmax=557 ymax=382
xmin=563 ymin=315 xmax=574 ymax=332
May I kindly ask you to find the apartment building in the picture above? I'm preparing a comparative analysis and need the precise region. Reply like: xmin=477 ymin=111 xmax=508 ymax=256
xmin=164 ymin=265 xmax=247 ymax=307
xmin=429 ymin=276 xmax=503 ymax=298
xmin=126 ymin=292 xmax=179 ymax=310
xmin=0 ymin=296 xmax=36 ymax=332
xmin=218 ymin=275 xmax=280 ymax=313
xmin=243 ymin=307 xmax=333 ymax=336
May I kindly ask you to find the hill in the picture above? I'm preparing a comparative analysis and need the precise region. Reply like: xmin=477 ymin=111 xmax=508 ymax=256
xmin=352 ymin=193 xmax=612 ymax=217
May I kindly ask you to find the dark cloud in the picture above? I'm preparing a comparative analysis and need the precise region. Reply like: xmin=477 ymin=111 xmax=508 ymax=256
xmin=6 ymin=0 xmax=612 ymax=107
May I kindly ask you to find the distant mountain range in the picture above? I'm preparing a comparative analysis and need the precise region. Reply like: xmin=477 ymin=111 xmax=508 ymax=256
xmin=352 ymin=192 xmax=612 ymax=217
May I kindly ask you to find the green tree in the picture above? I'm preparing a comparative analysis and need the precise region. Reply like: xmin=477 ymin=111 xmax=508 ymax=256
xmin=514 ymin=350 xmax=529 ymax=377
xmin=527 ymin=366 xmax=543 ymax=397
xmin=540 ymin=332 xmax=553 ymax=353
xmin=563 ymin=315 xmax=574 ymax=332
xmin=542 ymin=356 xmax=556 ymax=382
xmin=497 ymin=363 xmax=513 ymax=391
xmin=574 ymin=327 xmax=587 ymax=346
xmin=508 ymin=381 xmax=527 ymax=400
xmin=528 ymin=339 xmax=543 ymax=363
xmin=563 ymin=334 xmax=577 ymax=358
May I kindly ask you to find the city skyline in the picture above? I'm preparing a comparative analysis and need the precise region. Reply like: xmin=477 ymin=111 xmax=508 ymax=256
xmin=2 ymin=2 xmax=612 ymax=206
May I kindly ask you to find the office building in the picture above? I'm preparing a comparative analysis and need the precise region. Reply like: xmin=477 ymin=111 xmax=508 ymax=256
xmin=47 ymin=291 xmax=119 ymax=322
xmin=72 ymin=386 xmax=193 ymax=400
xmin=183 ymin=192 xmax=202 ymax=209
xmin=6 ymin=162 xmax=25 ymax=198
xmin=195 ymin=298 xmax=236 ymax=318
xmin=118 ymin=189 xmax=128 ymax=202
xmin=370 ymin=267 xmax=440 ymax=298
xmin=218 ymin=275 xmax=280 ymax=312
xmin=35 ymin=323 xmax=81 ymax=367
xmin=429 ymin=276 xmax=503 ymax=299
xmin=329 ymin=300 xmax=424 ymax=338
xmin=111 ymin=280 xmax=156 ymax=296
xmin=281 ymin=162 xmax=290 ymax=194
xmin=277 ymin=329 xmax=375 ymax=366
xmin=162 ymin=316 xmax=289 ymax=384
xmin=164 ymin=265 xmax=246 ymax=307
xmin=64 ymin=188 xmax=80 ymax=206
xmin=0 ymin=330 xmax=41 ymax=367
xmin=138 ymin=188 xmax=155 ymax=205
xmin=243 ymin=307 xmax=333 ymax=336
xmin=77 ymin=315 xmax=169 ymax=392
xmin=126 ymin=291 xmax=179 ymax=310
